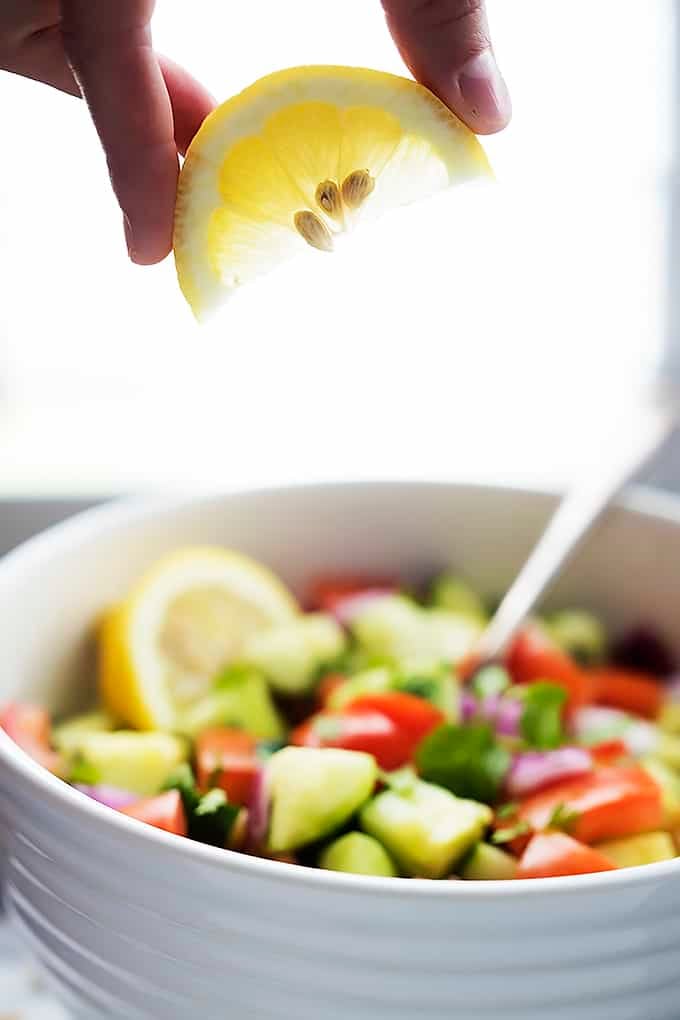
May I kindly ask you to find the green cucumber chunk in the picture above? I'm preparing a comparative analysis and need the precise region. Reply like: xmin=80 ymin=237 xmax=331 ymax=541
xmin=267 ymin=747 xmax=376 ymax=853
xmin=176 ymin=669 xmax=284 ymax=740
xmin=319 ymin=832 xmax=397 ymax=877
xmin=429 ymin=574 xmax=488 ymax=621
xmin=351 ymin=596 xmax=482 ymax=670
xmin=595 ymin=831 xmax=676 ymax=868
xmin=460 ymin=842 xmax=517 ymax=880
xmin=69 ymin=731 xmax=187 ymax=796
xmin=53 ymin=711 xmax=116 ymax=754
xmin=243 ymin=614 xmax=346 ymax=695
xmin=360 ymin=778 xmax=492 ymax=879
xmin=544 ymin=609 xmax=607 ymax=666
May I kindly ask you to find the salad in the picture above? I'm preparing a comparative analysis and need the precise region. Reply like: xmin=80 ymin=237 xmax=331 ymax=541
xmin=3 ymin=545 xmax=680 ymax=881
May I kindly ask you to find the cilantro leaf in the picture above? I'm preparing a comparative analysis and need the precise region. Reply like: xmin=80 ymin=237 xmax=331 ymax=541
xmin=396 ymin=676 xmax=440 ymax=700
xmin=496 ymin=801 xmax=519 ymax=820
xmin=546 ymin=801 xmax=580 ymax=833
xmin=520 ymin=683 xmax=567 ymax=749
xmin=162 ymin=763 xmax=201 ymax=816
xmin=491 ymin=820 xmax=530 ymax=844
xmin=415 ymin=722 xmax=511 ymax=804
xmin=192 ymin=789 xmax=240 ymax=847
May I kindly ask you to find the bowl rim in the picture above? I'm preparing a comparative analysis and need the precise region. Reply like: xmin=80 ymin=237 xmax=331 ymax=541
xmin=2 ymin=477 xmax=680 ymax=900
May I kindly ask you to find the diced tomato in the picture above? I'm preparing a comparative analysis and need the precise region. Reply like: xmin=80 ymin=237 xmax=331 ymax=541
xmin=517 ymin=831 xmax=617 ymax=879
xmin=120 ymin=790 xmax=188 ymax=837
xmin=291 ymin=709 xmax=411 ymax=771
xmin=316 ymin=673 xmax=348 ymax=708
xmin=196 ymin=728 xmax=259 ymax=806
xmin=307 ymin=574 xmax=396 ymax=613
xmin=519 ymin=765 xmax=663 ymax=844
xmin=589 ymin=739 xmax=629 ymax=766
xmin=506 ymin=627 xmax=593 ymax=711
xmin=0 ymin=703 xmax=63 ymax=774
xmin=590 ymin=667 xmax=664 ymax=720
xmin=345 ymin=692 xmax=444 ymax=748
xmin=457 ymin=653 xmax=483 ymax=682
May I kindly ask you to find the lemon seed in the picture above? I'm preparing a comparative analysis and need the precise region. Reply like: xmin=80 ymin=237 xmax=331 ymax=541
xmin=294 ymin=211 xmax=334 ymax=252
xmin=341 ymin=169 xmax=375 ymax=210
xmin=316 ymin=180 xmax=343 ymax=220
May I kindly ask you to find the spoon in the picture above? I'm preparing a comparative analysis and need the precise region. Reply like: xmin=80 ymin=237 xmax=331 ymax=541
xmin=475 ymin=391 xmax=678 ymax=662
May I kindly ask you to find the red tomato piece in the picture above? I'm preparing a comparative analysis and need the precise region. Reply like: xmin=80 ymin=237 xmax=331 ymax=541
xmin=120 ymin=790 xmax=188 ymax=837
xmin=196 ymin=728 xmax=259 ymax=806
xmin=316 ymin=673 xmax=348 ymax=708
xmin=589 ymin=739 xmax=629 ymax=766
xmin=307 ymin=574 xmax=396 ymax=613
xmin=345 ymin=692 xmax=444 ymax=748
xmin=0 ymin=703 xmax=63 ymax=774
xmin=291 ymin=710 xmax=410 ymax=771
xmin=517 ymin=831 xmax=617 ymax=879
xmin=506 ymin=627 xmax=593 ymax=711
xmin=590 ymin=667 xmax=664 ymax=720
xmin=519 ymin=765 xmax=663 ymax=845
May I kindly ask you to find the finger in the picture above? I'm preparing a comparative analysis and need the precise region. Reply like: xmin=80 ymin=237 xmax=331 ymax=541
xmin=159 ymin=55 xmax=216 ymax=156
xmin=382 ymin=0 xmax=511 ymax=134
xmin=61 ymin=0 xmax=177 ymax=264
xmin=2 ymin=26 xmax=80 ymax=96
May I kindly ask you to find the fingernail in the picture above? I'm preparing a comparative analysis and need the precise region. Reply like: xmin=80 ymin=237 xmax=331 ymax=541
xmin=458 ymin=50 xmax=511 ymax=132
xmin=123 ymin=214 xmax=136 ymax=261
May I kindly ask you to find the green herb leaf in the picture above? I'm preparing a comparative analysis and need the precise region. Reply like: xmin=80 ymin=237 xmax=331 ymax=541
xmin=192 ymin=788 xmax=240 ymax=847
xmin=496 ymin=801 xmax=519 ymax=820
xmin=546 ymin=801 xmax=580 ymax=833
xmin=395 ymin=676 xmax=439 ymax=701
xmin=520 ymin=683 xmax=567 ymax=749
xmin=69 ymin=754 xmax=101 ymax=785
xmin=214 ymin=663 xmax=258 ymax=690
xmin=491 ymin=820 xmax=530 ymax=844
xmin=161 ymin=763 xmax=201 ymax=816
xmin=471 ymin=666 xmax=511 ymax=700
xmin=415 ymin=722 xmax=511 ymax=804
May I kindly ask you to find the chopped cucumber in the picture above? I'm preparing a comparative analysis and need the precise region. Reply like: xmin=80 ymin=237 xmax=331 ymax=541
xmin=595 ymin=831 xmax=676 ymax=869
xmin=460 ymin=842 xmax=518 ymax=881
xmin=176 ymin=669 xmax=284 ymax=740
xmin=53 ymin=711 xmax=116 ymax=754
xmin=544 ymin=609 xmax=607 ymax=665
xmin=659 ymin=701 xmax=680 ymax=735
xmin=267 ymin=747 xmax=376 ymax=853
xmin=429 ymin=574 xmax=488 ymax=621
xmin=319 ymin=832 xmax=397 ymax=877
xmin=360 ymin=778 xmax=492 ymax=879
xmin=351 ymin=596 xmax=482 ymax=669
xmin=655 ymin=732 xmax=680 ymax=771
xmin=327 ymin=668 xmax=393 ymax=710
xmin=70 ymin=731 xmax=187 ymax=796
xmin=243 ymin=614 xmax=346 ymax=695
xmin=641 ymin=757 xmax=680 ymax=828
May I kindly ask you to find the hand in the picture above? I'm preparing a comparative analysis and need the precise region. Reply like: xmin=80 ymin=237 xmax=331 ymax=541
xmin=1 ymin=1 xmax=509 ymax=269
xmin=382 ymin=1 xmax=511 ymax=135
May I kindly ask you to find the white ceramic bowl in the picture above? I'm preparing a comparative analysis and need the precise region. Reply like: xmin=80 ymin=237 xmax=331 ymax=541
xmin=2 ymin=482 xmax=680 ymax=1020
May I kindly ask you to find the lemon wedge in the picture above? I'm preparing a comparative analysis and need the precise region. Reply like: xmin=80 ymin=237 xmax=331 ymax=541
xmin=99 ymin=547 xmax=298 ymax=730
xmin=174 ymin=65 xmax=492 ymax=320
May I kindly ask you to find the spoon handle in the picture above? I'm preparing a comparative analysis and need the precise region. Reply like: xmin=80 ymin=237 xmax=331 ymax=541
xmin=476 ymin=398 xmax=677 ymax=661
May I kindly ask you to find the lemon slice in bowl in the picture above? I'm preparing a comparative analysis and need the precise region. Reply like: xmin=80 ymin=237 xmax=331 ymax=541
xmin=174 ymin=65 xmax=492 ymax=320
xmin=99 ymin=547 xmax=298 ymax=730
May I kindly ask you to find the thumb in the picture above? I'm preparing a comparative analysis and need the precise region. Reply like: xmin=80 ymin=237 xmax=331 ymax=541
xmin=381 ymin=0 xmax=511 ymax=134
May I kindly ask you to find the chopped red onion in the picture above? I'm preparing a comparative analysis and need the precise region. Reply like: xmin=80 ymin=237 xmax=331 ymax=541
xmin=74 ymin=784 xmax=138 ymax=810
xmin=506 ymin=747 xmax=593 ymax=798
xmin=462 ymin=691 xmax=522 ymax=737
xmin=246 ymin=765 xmax=270 ymax=850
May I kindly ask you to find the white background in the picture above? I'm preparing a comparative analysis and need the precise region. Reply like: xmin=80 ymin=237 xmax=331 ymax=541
xmin=0 ymin=0 xmax=674 ymax=494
